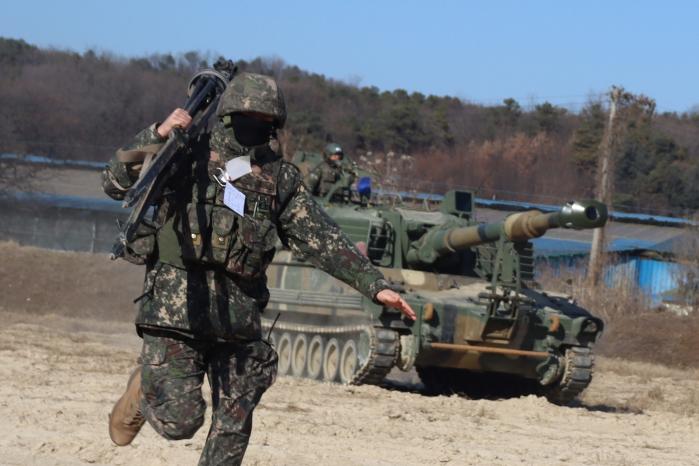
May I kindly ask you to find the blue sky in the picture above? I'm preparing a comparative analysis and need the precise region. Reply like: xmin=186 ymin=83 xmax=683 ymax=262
xmin=3 ymin=0 xmax=698 ymax=112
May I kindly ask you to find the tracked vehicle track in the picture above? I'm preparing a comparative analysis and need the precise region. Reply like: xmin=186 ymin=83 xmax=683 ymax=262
xmin=261 ymin=318 xmax=398 ymax=385
xmin=543 ymin=346 xmax=594 ymax=405
xmin=355 ymin=328 xmax=399 ymax=385
xmin=416 ymin=346 xmax=595 ymax=404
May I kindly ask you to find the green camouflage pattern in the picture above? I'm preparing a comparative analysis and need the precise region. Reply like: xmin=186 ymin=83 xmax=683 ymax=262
xmin=100 ymin=118 xmax=388 ymax=340
xmin=139 ymin=332 xmax=277 ymax=466
xmin=103 ymin=72 xmax=390 ymax=463
xmin=99 ymin=118 xmax=389 ymax=340
xmin=131 ymin=153 xmax=387 ymax=340
xmin=101 ymin=124 xmax=164 ymax=199
xmin=307 ymin=159 xmax=345 ymax=197
xmin=210 ymin=119 xmax=248 ymax=161
xmin=139 ymin=263 xmax=268 ymax=340
xmin=276 ymin=162 xmax=387 ymax=299
xmin=209 ymin=119 xmax=281 ymax=164
xmin=283 ymin=190 xmax=606 ymax=403
xmin=216 ymin=72 xmax=287 ymax=128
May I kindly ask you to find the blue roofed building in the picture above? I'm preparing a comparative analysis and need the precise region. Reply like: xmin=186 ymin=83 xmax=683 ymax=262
xmin=474 ymin=200 xmax=697 ymax=306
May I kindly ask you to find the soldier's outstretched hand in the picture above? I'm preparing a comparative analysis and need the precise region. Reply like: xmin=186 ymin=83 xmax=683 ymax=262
xmin=375 ymin=289 xmax=416 ymax=320
xmin=157 ymin=108 xmax=192 ymax=138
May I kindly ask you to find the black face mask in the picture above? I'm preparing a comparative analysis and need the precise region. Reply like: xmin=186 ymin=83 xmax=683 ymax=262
xmin=231 ymin=114 xmax=275 ymax=147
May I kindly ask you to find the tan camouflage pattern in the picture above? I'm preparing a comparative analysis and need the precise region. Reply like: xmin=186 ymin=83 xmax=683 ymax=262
xmin=216 ymin=72 xmax=286 ymax=128
xmin=139 ymin=332 xmax=277 ymax=466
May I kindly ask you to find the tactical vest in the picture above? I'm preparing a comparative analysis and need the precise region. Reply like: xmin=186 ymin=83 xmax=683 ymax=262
xmin=318 ymin=162 xmax=341 ymax=196
xmin=155 ymin=157 xmax=282 ymax=280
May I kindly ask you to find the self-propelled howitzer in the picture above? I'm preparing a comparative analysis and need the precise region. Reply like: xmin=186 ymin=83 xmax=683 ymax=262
xmin=263 ymin=184 xmax=608 ymax=404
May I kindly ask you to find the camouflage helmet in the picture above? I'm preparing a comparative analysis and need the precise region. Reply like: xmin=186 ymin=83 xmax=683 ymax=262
xmin=324 ymin=142 xmax=344 ymax=159
xmin=217 ymin=72 xmax=287 ymax=129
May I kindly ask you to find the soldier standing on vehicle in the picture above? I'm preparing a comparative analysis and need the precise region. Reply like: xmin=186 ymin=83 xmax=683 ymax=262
xmin=102 ymin=72 xmax=415 ymax=466
xmin=306 ymin=142 xmax=356 ymax=199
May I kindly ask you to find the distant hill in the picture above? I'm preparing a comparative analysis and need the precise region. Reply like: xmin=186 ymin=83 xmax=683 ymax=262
xmin=1 ymin=37 xmax=698 ymax=215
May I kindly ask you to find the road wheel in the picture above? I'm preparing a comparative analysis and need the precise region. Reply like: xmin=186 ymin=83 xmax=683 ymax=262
xmin=291 ymin=334 xmax=308 ymax=377
xmin=277 ymin=333 xmax=292 ymax=375
xmin=306 ymin=335 xmax=324 ymax=380
xmin=322 ymin=338 xmax=340 ymax=382
xmin=339 ymin=339 xmax=358 ymax=384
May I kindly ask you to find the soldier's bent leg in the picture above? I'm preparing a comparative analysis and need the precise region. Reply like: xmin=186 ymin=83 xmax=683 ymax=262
xmin=198 ymin=339 xmax=278 ymax=466
xmin=140 ymin=332 xmax=207 ymax=440
xmin=109 ymin=366 xmax=145 ymax=445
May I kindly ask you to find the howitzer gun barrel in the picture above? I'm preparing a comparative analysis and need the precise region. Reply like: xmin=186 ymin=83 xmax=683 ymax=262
xmin=407 ymin=200 xmax=607 ymax=266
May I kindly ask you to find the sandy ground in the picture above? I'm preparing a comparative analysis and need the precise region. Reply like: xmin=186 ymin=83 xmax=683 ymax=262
xmin=1 ymin=238 xmax=699 ymax=465
xmin=1 ymin=159 xmax=698 ymax=465
xmin=0 ymin=310 xmax=697 ymax=466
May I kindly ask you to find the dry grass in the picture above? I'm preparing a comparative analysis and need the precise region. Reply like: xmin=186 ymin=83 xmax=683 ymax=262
xmin=583 ymin=356 xmax=699 ymax=416
xmin=0 ymin=241 xmax=143 ymax=322
xmin=538 ymin=263 xmax=699 ymax=370
xmin=596 ymin=356 xmax=699 ymax=380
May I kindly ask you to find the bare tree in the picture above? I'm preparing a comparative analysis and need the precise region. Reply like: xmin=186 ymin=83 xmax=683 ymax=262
xmin=588 ymin=86 xmax=656 ymax=285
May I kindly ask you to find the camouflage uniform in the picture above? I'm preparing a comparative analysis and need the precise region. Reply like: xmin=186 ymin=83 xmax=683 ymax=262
xmin=306 ymin=143 xmax=356 ymax=199
xmin=102 ymin=73 xmax=390 ymax=465
xmin=306 ymin=159 xmax=343 ymax=197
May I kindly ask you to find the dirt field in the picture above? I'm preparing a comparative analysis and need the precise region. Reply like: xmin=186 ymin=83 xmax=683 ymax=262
xmin=2 ymin=242 xmax=699 ymax=465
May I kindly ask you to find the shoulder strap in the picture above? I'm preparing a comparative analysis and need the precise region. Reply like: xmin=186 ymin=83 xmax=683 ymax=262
xmin=115 ymin=143 xmax=164 ymax=163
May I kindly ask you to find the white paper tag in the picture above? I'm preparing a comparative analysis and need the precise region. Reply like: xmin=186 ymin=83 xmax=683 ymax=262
xmin=225 ymin=156 xmax=252 ymax=181
xmin=223 ymin=182 xmax=246 ymax=216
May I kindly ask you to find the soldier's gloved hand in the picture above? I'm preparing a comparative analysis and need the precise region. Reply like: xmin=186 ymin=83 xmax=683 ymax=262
xmin=375 ymin=289 xmax=416 ymax=320
xmin=156 ymin=108 xmax=192 ymax=138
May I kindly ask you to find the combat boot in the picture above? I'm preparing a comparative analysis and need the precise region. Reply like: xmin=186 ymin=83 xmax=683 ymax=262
xmin=109 ymin=367 xmax=145 ymax=446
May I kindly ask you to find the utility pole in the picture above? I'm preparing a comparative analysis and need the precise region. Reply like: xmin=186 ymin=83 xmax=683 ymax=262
xmin=588 ymin=87 xmax=623 ymax=286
